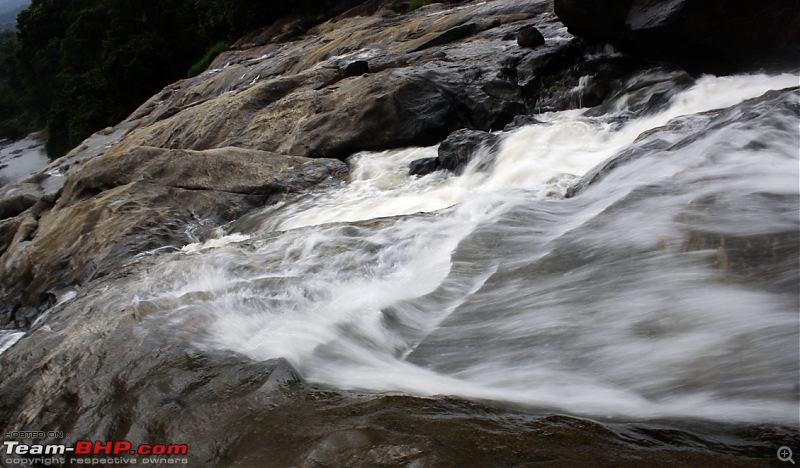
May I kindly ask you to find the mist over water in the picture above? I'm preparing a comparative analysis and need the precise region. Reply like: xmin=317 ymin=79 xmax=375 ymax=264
xmin=141 ymin=72 xmax=800 ymax=424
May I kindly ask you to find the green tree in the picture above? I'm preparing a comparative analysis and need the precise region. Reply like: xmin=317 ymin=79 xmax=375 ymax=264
xmin=4 ymin=0 xmax=380 ymax=157
xmin=0 ymin=30 xmax=34 ymax=140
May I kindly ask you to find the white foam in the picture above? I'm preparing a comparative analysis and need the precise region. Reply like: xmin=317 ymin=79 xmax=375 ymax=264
xmin=0 ymin=331 xmax=25 ymax=356
xmin=245 ymin=73 xmax=799 ymax=234
xmin=147 ymin=72 xmax=800 ymax=424
xmin=181 ymin=233 xmax=251 ymax=253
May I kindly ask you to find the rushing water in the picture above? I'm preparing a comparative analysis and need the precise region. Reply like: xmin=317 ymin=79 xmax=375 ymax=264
xmin=111 ymin=72 xmax=800 ymax=426
xmin=0 ymin=133 xmax=48 ymax=187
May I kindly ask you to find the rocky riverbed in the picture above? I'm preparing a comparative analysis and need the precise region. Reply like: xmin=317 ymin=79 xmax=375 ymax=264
xmin=0 ymin=0 xmax=798 ymax=466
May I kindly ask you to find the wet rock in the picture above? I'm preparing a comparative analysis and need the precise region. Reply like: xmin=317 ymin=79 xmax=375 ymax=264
xmin=0 ymin=146 xmax=348 ymax=325
xmin=273 ymin=71 xmax=513 ymax=159
xmin=0 ymin=182 xmax=258 ymax=326
xmin=517 ymin=25 xmax=545 ymax=48
xmin=0 ymin=270 xmax=781 ymax=467
xmin=0 ymin=0 xmax=723 ymax=335
xmin=128 ymin=65 xmax=518 ymax=161
xmin=56 ymin=146 xmax=348 ymax=207
xmin=115 ymin=1 xmax=554 ymax=158
xmin=232 ymin=17 xmax=307 ymax=48
xmin=565 ymin=87 xmax=800 ymax=296
xmin=0 ymin=182 xmax=42 ymax=220
xmin=413 ymin=23 xmax=479 ymax=52
xmin=519 ymin=43 xmax=648 ymax=113
xmin=481 ymin=80 xmax=522 ymax=102
xmin=514 ymin=37 xmax=586 ymax=84
xmin=554 ymin=0 xmax=800 ymax=73
xmin=683 ymin=226 xmax=799 ymax=293
xmin=344 ymin=60 xmax=370 ymax=77
xmin=2 ymin=0 xmax=594 ymax=327
xmin=0 ymin=215 xmax=793 ymax=465
xmin=10 ymin=306 xmax=39 ymax=329
xmin=408 ymin=157 xmax=439 ymax=177
xmin=503 ymin=114 xmax=543 ymax=131
xmin=0 ymin=264 xmax=309 ymax=463
xmin=582 ymin=67 xmax=695 ymax=119
xmin=507 ymin=35 xmax=637 ymax=113
xmin=437 ymin=129 xmax=500 ymax=174
xmin=282 ymin=158 xmax=352 ymax=190
xmin=301 ymin=429 xmax=375 ymax=467
xmin=567 ymin=87 xmax=800 ymax=198
xmin=0 ymin=217 xmax=19 ymax=255
xmin=0 ymin=4 xmax=794 ymax=467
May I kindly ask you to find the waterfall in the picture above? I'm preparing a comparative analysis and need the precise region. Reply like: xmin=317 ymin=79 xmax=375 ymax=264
xmin=115 ymin=71 xmax=800 ymax=424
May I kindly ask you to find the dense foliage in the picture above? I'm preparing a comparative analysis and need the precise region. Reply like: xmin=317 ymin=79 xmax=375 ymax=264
xmin=0 ymin=29 xmax=31 ymax=140
xmin=1 ymin=0 xmax=352 ymax=157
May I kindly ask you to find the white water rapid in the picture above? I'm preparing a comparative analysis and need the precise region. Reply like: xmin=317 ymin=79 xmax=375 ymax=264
xmin=135 ymin=72 xmax=798 ymax=424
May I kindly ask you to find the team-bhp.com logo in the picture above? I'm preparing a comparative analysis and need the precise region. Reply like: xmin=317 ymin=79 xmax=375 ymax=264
xmin=4 ymin=440 xmax=188 ymax=465
xmin=4 ymin=440 xmax=187 ymax=455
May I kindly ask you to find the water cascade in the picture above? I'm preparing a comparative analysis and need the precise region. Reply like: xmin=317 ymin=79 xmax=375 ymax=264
xmin=121 ymin=72 xmax=800 ymax=424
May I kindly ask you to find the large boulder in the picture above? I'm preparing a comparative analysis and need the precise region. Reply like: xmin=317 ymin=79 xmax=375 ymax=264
xmin=554 ymin=0 xmax=800 ymax=73
xmin=110 ymin=1 xmax=564 ymax=160
xmin=408 ymin=157 xmax=439 ymax=177
xmin=0 ymin=183 xmax=42 ymax=220
xmin=437 ymin=129 xmax=501 ymax=174
xmin=0 ymin=2 xmax=795 ymax=466
xmin=56 ymin=146 xmax=348 ymax=207
xmin=0 ymin=147 xmax=348 ymax=326
xmin=119 ymin=64 xmax=518 ymax=161
xmin=3 ymin=0 xmax=621 ymax=328
xmin=408 ymin=129 xmax=501 ymax=176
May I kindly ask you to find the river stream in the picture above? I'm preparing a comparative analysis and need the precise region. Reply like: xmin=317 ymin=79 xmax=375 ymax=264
xmin=119 ymin=71 xmax=800 ymax=426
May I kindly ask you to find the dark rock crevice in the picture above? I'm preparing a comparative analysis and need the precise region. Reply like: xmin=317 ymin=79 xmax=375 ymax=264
xmin=554 ymin=0 xmax=800 ymax=74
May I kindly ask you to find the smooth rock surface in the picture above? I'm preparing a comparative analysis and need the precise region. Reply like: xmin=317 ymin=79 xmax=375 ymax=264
xmin=407 ymin=156 xmax=439 ymax=176
xmin=2 ymin=0 xmax=625 ymax=323
xmin=0 ymin=146 xmax=347 ymax=326
xmin=0 ymin=253 xmax=787 ymax=466
xmin=0 ymin=2 xmax=796 ymax=464
xmin=0 ymin=183 xmax=42 ymax=220
xmin=437 ymin=128 xmax=500 ymax=173
xmin=107 ymin=0 xmax=580 ymax=159
xmin=567 ymin=87 xmax=800 ymax=292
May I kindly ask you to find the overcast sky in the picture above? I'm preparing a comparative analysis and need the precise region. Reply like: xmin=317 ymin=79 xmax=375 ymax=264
xmin=0 ymin=0 xmax=29 ymax=14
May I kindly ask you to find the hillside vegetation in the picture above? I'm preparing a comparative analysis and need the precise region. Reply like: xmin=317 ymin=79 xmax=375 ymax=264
xmin=0 ymin=0 xmax=357 ymax=157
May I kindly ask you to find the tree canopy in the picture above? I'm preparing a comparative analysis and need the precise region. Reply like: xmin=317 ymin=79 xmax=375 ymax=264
xmin=1 ymin=0 xmax=354 ymax=157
